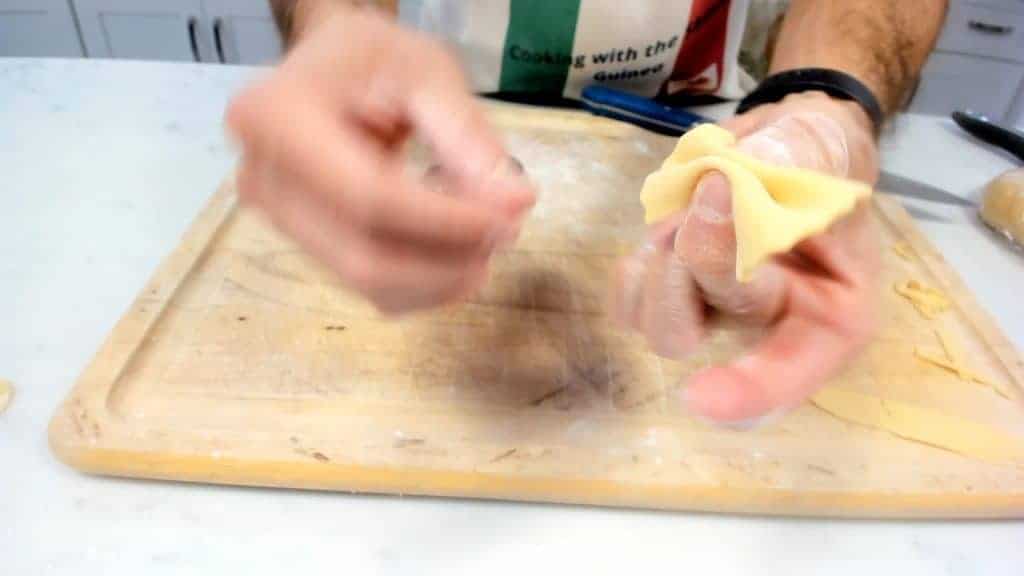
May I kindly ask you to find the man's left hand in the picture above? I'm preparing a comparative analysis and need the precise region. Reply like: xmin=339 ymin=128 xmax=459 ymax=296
xmin=610 ymin=92 xmax=881 ymax=426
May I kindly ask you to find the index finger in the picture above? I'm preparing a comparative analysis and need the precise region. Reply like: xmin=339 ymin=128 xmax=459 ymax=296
xmin=680 ymin=208 xmax=877 ymax=424
xmin=682 ymin=313 xmax=856 ymax=423
xmin=228 ymin=84 xmax=508 ymax=249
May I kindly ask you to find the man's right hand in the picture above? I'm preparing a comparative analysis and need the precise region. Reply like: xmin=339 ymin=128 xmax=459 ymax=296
xmin=226 ymin=5 xmax=534 ymax=314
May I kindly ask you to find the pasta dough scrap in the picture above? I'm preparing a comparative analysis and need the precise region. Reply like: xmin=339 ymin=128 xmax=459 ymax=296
xmin=811 ymin=387 xmax=1024 ymax=461
xmin=914 ymin=349 xmax=1008 ymax=398
xmin=891 ymin=241 xmax=915 ymax=261
xmin=937 ymin=327 xmax=970 ymax=382
xmin=640 ymin=124 xmax=872 ymax=282
xmin=893 ymin=280 xmax=951 ymax=319
xmin=914 ymin=328 xmax=1011 ymax=399
xmin=0 ymin=379 xmax=12 ymax=414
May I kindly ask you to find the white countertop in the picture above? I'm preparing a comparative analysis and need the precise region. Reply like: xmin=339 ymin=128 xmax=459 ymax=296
xmin=1 ymin=58 xmax=1022 ymax=575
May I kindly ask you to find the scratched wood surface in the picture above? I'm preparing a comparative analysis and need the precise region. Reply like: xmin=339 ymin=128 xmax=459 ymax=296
xmin=50 ymin=104 xmax=1024 ymax=517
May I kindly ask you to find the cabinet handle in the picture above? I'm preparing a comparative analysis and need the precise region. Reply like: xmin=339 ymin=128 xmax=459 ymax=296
xmin=967 ymin=20 xmax=1014 ymax=35
xmin=213 ymin=18 xmax=226 ymax=63
xmin=187 ymin=16 xmax=200 ymax=62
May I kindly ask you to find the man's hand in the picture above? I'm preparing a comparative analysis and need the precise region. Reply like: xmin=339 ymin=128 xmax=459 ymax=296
xmin=611 ymin=92 xmax=881 ymax=425
xmin=226 ymin=6 xmax=534 ymax=314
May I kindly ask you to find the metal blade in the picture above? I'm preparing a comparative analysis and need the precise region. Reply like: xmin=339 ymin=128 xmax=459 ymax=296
xmin=877 ymin=170 xmax=976 ymax=207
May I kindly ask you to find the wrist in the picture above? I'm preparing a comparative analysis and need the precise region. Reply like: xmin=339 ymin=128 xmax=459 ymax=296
xmin=733 ymin=90 xmax=879 ymax=183
xmin=794 ymin=91 xmax=880 ymax=183
xmin=737 ymin=68 xmax=884 ymax=136
xmin=797 ymin=90 xmax=875 ymax=140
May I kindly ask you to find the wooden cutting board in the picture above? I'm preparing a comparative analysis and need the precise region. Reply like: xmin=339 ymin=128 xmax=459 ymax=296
xmin=50 ymin=104 xmax=1024 ymax=517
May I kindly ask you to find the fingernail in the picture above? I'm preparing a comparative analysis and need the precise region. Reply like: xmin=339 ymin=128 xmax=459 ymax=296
xmin=502 ymin=156 xmax=525 ymax=176
xmin=689 ymin=175 xmax=732 ymax=224
xmin=487 ymin=155 xmax=525 ymax=186
xmin=490 ymin=160 xmax=536 ymax=216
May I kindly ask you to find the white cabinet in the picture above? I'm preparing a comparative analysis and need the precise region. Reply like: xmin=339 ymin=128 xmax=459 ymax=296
xmin=911 ymin=53 xmax=1024 ymax=121
xmin=937 ymin=1 xmax=1024 ymax=63
xmin=70 ymin=0 xmax=280 ymax=64
xmin=73 ymin=0 xmax=213 ymax=62
xmin=0 ymin=0 xmax=83 ymax=57
xmin=910 ymin=0 xmax=1024 ymax=126
xmin=203 ymin=0 xmax=282 ymax=65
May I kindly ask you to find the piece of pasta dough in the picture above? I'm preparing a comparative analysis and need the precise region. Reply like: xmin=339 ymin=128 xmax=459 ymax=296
xmin=893 ymin=280 xmax=951 ymax=319
xmin=979 ymin=168 xmax=1024 ymax=248
xmin=891 ymin=241 xmax=915 ymax=261
xmin=640 ymin=124 xmax=873 ymax=281
xmin=811 ymin=386 xmax=1024 ymax=462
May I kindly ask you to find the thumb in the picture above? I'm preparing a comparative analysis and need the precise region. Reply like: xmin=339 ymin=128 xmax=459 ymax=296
xmin=675 ymin=172 xmax=786 ymax=322
xmin=675 ymin=111 xmax=854 ymax=320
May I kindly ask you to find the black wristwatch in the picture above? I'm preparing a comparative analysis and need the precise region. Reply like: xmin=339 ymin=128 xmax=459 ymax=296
xmin=735 ymin=68 xmax=884 ymax=134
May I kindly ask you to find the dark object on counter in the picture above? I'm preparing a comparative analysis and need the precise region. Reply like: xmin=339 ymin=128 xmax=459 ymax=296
xmin=952 ymin=110 xmax=1024 ymax=164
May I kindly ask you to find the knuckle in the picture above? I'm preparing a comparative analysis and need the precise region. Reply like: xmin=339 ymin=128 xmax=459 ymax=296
xmin=705 ymin=285 xmax=758 ymax=315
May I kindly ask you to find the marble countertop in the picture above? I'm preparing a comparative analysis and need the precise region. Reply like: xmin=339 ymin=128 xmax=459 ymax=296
xmin=1 ymin=58 xmax=1021 ymax=575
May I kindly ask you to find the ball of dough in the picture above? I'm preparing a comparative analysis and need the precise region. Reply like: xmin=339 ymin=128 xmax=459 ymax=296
xmin=980 ymin=168 xmax=1024 ymax=247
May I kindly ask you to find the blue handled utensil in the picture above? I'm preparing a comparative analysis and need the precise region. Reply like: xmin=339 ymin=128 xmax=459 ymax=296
xmin=580 ymin=85 xmax=713 ymax=136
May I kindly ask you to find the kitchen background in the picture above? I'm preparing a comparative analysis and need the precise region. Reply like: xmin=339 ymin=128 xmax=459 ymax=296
xmin=1 ymin=0 xmax=1022 ymax=128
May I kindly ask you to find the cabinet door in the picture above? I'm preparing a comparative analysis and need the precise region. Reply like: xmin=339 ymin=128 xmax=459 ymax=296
xmin=909 ymin=52 xmax=1024 ymax=120
xmin=1006 ymin=81 xmax=1024 ymax=129
xmin=202 ymin=0 xmax=281 ymax=65
xmin=936 ymin=2 xmax=1024 ymax=64
xmin=72 ymin=0 xmax=212 ymax=61
xmin=0 ymin=0 xmax=83 ymax=57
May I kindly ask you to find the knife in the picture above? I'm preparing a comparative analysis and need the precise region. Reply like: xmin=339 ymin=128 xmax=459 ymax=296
xmin=876 ymin=170 xmax=975 ymax=207
xmin=579 ymin=86 xmax=979 ymax=209
xmin=952 ymin=110 xmax=1024 ymax=164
